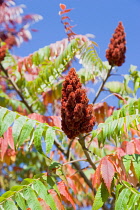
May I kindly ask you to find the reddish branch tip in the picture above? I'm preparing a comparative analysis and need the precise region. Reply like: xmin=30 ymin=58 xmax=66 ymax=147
xmin=106 ymin=22 xmax=126 ymax=67
xmin=0 ymin=45 xmax=7 ymax=62
xmin=61 ymin=68 xmax=96 ymax=139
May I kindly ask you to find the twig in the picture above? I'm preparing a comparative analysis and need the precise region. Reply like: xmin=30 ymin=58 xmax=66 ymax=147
xmin=0 ymin=63 xmax=95 ymax=193
xmin=54 ymin=138 xmax=94 ymax=192
xmin=79 ymin=136 xmax=96 ymax=170
xmin=92 ymin=66 xmax=113 ymax=104
xmin=63 ymin=158 xmax=87 ymax=166
xmin=66 ymin=138 xmax=75 ymax=159
xmin=0 ymin=63 xmax=34 ymax=113
xmin=100 ymin=93 xmax=115 ymax=102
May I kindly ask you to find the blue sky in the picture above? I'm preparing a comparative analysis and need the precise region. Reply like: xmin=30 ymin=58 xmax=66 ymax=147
xmin=15 ymin=0 xmax=140 ymax=68
xmin=14 ymin=0 xmax=140 ymax=104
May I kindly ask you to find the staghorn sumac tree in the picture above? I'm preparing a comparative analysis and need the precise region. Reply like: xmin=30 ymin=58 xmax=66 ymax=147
xmin=0 ymin=2 xmax=140 ymax=210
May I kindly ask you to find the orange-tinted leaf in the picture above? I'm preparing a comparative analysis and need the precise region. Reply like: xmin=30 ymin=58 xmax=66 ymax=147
xmin=4 ymin=127 xmax=15 ymax=151
xmin=92 ymin=163 xmax=101 ymax=189
xmin=101 ymin=157 xmax=115 ymax=193
xmin=49 ymin=116 xmax=61 ymax=128
xmin=28 ymin=113 xmax=61 ymax=128
xmin=63 ymin=22 xmax=70 ymax=25
xmin=59 ymin=3 xmax=66 ymax=10
xmin=93 ymin=102 xmax=115 ymax=123
xmin=116 ymin=147 xmax=126 ymax=159
xmin=113 ymin=93 xmax=127 ymax=104
xmin=134 ymin=139 xmax=140 ymax=154
xmin=65 ymin=25 xmax=75 ymax=32
xmin=0 ymin=137 xmax=8 ymax=160
xmin=127 ymin=163 xmax=138 ymax=187
xmin=59 ymin=9 xmax=73 ymax=16
xmin=48 ymin=189 xmax=65 ymax=210
xmin=38 ymin=198 xmax=51 ymax=210
xmin=61 ymin=16 xmax=71 ymax=20
xmin=67 ymin=32 xmax=77 ymax=37
xmin=130 ymin=125 xmax=140 ymax=137
xmin=121 ymin=141 xmax=135 ymax=155
xmin=57 ymin=181 xmax=76 ymax=210
xmin=67 ymin=176 xmax=77 ymax=194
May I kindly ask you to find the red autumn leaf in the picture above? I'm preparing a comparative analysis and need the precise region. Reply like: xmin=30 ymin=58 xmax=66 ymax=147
xmin=67 ymin=176 xmax=77 ymax=194
xmin=48 ymin=189 xmax=65 ymax=210
xmin=65 ymin=25 xmax=75 ymax=32
xmin=49 ymin=116 xmax=61 ymax=128
xmin=59 ymin=3 xmax=66 ymax=10
xmin=121 ymin=141 xmax=135 ymax=155
xmin=116 ymin=147 xmax=126 ymax=159
xmin=38 ymin=198 xmax=51 ymax=210
xmin=57 ymin=181 xmax=76 ymax=210
xmin=133 ymin=139 xmax=140 ymax=154
xmin=61 ymin=16 xmax=71 ymax=20
xmin=101 ymin=157 xmax=115 ymax=193
xmin=67 ymin=32 xmax=77 ymax=38
xmin=4 ymin=127 xmax=15 ymax=151
xmin=63 ymin=22 xmax=70 ymax=25
xmin=92 ymin=163 xmax=101 ymax=189
xmin=130 ymin=125 xmax=140 ymax=137
xmin=0 ymin=137 xmax=8 ymax=160
xmin=28 ymin=113 xmax=61 ymax=128
xmin=59 ymin=9 xmax=73 ymax=16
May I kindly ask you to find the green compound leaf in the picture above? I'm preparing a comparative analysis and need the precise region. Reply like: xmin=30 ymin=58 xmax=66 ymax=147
xmin=2 ymin=199 xmax=18 ymax=210
xmin=123 ymin=155 xmax=133 ymax=174
xmin=23 ymin=186 xmax=42 ymax=210
xmin=132 ymin=154 xmax=140 ymax=181
xmin=92 ymin=183 xmax=109 ymax=210
xmin=14 ymin=193 xmax=26 ymax=210
xmin=115 ymin=188 xmax=131 ymax=210
xmin=0 ymin=111 xmax=16 ymax=136
xmin=45 ymin=127 xmax=56 ymax=154
xmin=33 ymin=123 xmax=45 ymax=154
xmin=127 ymin=193 xmax=140 ymax=210
xmin=0 ymin=107 xmax=7 ymax=131
xmin=17 ymin=119 xmax=36 ymax=147
xmin=12 ymin=116 xmax=27 ymax=146
xmin=32 ymin=180 xmax=56 ymax=210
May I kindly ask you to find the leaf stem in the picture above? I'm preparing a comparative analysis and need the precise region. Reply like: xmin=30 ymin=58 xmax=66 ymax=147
xmin=92 ymin=66 xmax=113 ymax=104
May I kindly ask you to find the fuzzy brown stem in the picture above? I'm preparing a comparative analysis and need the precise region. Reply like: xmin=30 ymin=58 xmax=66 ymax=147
xmin=92 ymin=66 xmax=113 ymax=104
xmin=79 ymin=137 xmax=96 ymax=170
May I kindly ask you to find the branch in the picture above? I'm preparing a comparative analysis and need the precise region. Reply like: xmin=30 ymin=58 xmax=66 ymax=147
xmin=66 ymin=138 xmax=75 ymax=159
xmin=63 ymin=158 xmax=87 ymax=166
xmin=54 ymin=138 xmax=94 ymax=192
xmin=0 ymin=63 xmax=34 ymax=113
xmin=92 ymin=66 xmax=113 ymax=104
xmin=79 ymin=136 xmax=96 ymax=170
xmin=0 ymin=63 xmax=95 ymax=193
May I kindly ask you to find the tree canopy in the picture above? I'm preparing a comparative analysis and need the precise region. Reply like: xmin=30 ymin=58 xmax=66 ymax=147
xmin=0 ymin=1 xmax=140 ymax=210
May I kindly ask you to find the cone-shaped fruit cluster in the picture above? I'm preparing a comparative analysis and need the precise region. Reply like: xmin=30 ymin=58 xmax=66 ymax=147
xmin=106 ymin=22 xmax=126 ymax=67
xmin=61 ymin=68 xmax=95 ymax=139
xmin=0 ymin=45 xmax=7 ymax=62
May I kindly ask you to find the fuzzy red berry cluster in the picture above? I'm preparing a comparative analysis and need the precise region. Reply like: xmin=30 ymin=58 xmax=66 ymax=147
xmin=61 ymin=68 xmax=95 ymax=139
xmin=106 ymin=22 xmax=126 ymax=67
xmin=0 ymin=45 xmax=7 ymax=62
